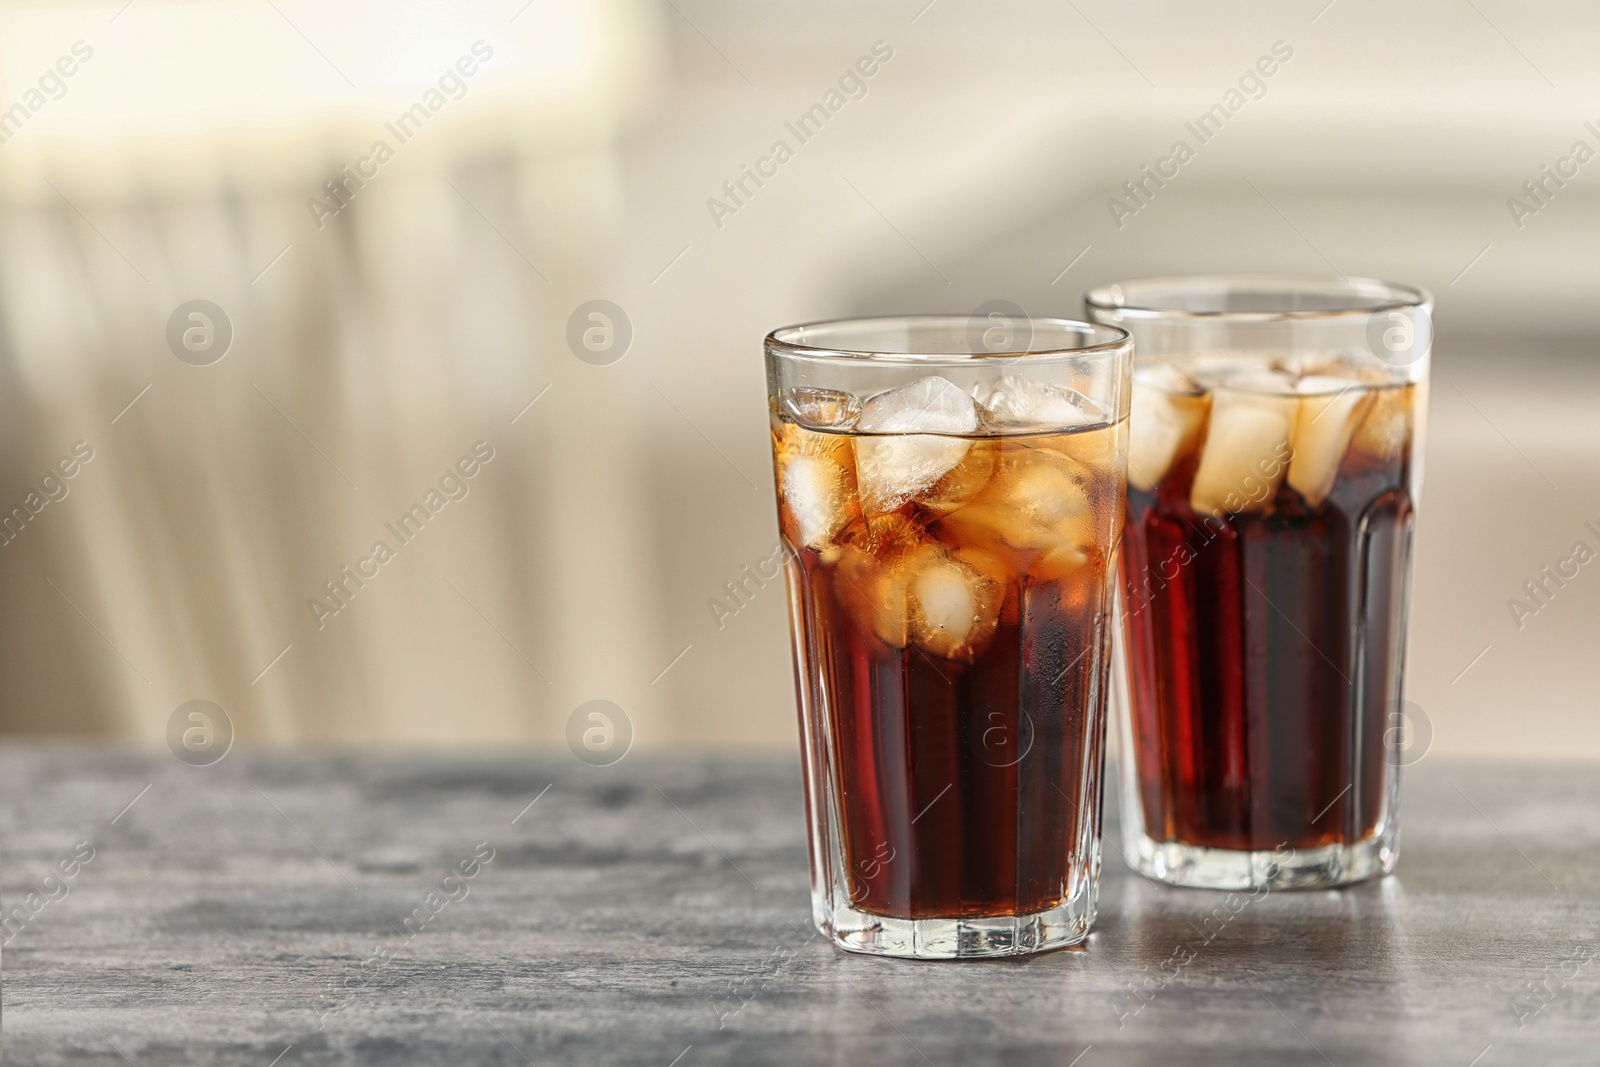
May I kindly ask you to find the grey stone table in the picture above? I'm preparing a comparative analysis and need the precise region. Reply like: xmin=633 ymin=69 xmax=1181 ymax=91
xmin=1 ymin=745 xmax=1596 ymax=1066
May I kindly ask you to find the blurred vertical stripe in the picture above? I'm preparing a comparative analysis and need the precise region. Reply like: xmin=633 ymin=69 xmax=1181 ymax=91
xmin=0 ymin=0 xmax=671 ymax=743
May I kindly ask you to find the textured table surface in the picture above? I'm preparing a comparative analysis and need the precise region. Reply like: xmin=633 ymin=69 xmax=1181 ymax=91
xmin=1 ymin=745 xmax=1597 ymax=1066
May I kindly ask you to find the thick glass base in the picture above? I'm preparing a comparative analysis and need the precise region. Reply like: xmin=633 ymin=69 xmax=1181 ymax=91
xmin=1125 ymin=821 xmax=1398 ymax=891
xmin=817 ymin=892 xmax=1096 ymax=959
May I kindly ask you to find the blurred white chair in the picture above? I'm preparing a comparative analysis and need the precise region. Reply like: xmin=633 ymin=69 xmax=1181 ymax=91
xmin=0 ymin=0 xmax=670 ymax=744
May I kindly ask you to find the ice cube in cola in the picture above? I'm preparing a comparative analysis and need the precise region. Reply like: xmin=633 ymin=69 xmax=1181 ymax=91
xmin=1120 ymin=354 xmax=1420 ymax=855
xmin=773 ymin=375 xmax=1126 ymax=919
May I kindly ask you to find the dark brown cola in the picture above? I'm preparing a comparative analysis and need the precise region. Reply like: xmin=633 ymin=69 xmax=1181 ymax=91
xmin=1120 ymin=359 xmax=1419 ymax=852
xmin=774 ymin=401 xmax=1125 ymax=918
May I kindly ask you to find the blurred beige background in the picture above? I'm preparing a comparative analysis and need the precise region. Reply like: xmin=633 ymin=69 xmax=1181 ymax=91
xmin=0 ymin=0 xmax=1596 ymax=759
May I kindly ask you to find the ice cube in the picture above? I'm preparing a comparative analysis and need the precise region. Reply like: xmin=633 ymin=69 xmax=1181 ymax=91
xmin=952 ymin=544 xmax=1017 ymax=601
xmin=775 ymin=424 xmax=860 ymax=550
xmin=977 ymin=376 xmax=1105 ymax=432
xmin=1127 ymin=366 xmax=1207 ymax=492
xmin=1005 ymin=454 xmax=1093 ymax=529
xmin=1189 ymin=371 xmax=1299 ymax=515
xmin=936 ymin=448 xmax=1095 ymax=552
xmin=1271 ymin=352 xmax=1323 ymax=377
xmin=908 ymin=553 xmax=1002 ymax=660
xmin=780 ymin=455 xmax=855 ymax=548
xmin=1050 ymin=422 xmax=1122 ymax=472
xmin=1186 ymin=353 xmax=1269 ymax=390
xmin=938 ymin=503 xmax=1047 ymax=552
xmin=918 ymin=438 xmax=996 ymax=514
xmin=954 ymin=545 xmax=1021 ymax=631
xmin=781 ymin=386 xmax=861 ymax=429
xmin=1274 ymin=352 xmax=1397 ymax=385
xmin=1406 ymin=380 xmax=1427 ymax=504
xmin=1034 ymin=542 xmax=1091 ymax=581
xmin=1287 ymin=375 xmax=1376 ymax=506
xmin=831 ymin=517 xmax=936 ymax=648
xmin=979 ymin=375 xmax=1123 ymax=471
xmin=1139 ymin=361 xmax=1198 ymax=393
xmin=836 ymin=512 xmax=924 ymax=558
xmin=1352 ymin=383 xmax=1414 ymax=462
xmin=833 ymin=544 xmax=913 ymax=648
xmin=855 ymin=376 xmax=980 ymax=514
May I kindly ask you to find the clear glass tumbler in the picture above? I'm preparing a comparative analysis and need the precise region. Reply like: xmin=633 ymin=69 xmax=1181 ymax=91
xmin=764 ymin=315 xmax=1132 ymax=957
xmin=1084 ymin=276 xmax=1431 ymax=890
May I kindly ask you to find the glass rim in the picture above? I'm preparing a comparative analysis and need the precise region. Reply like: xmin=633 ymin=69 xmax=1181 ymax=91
xmin=765 ymin=314 xmax=1130 ymax=365
xmin=1083 ymin=274 xmax=1432 ymax=322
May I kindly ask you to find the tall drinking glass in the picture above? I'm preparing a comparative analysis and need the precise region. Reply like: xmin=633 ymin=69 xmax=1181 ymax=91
xmin=1085 ymin=276 xmax=1431 ymax=890
xmin=765 ymin=316 xmax=1132 ymax=958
